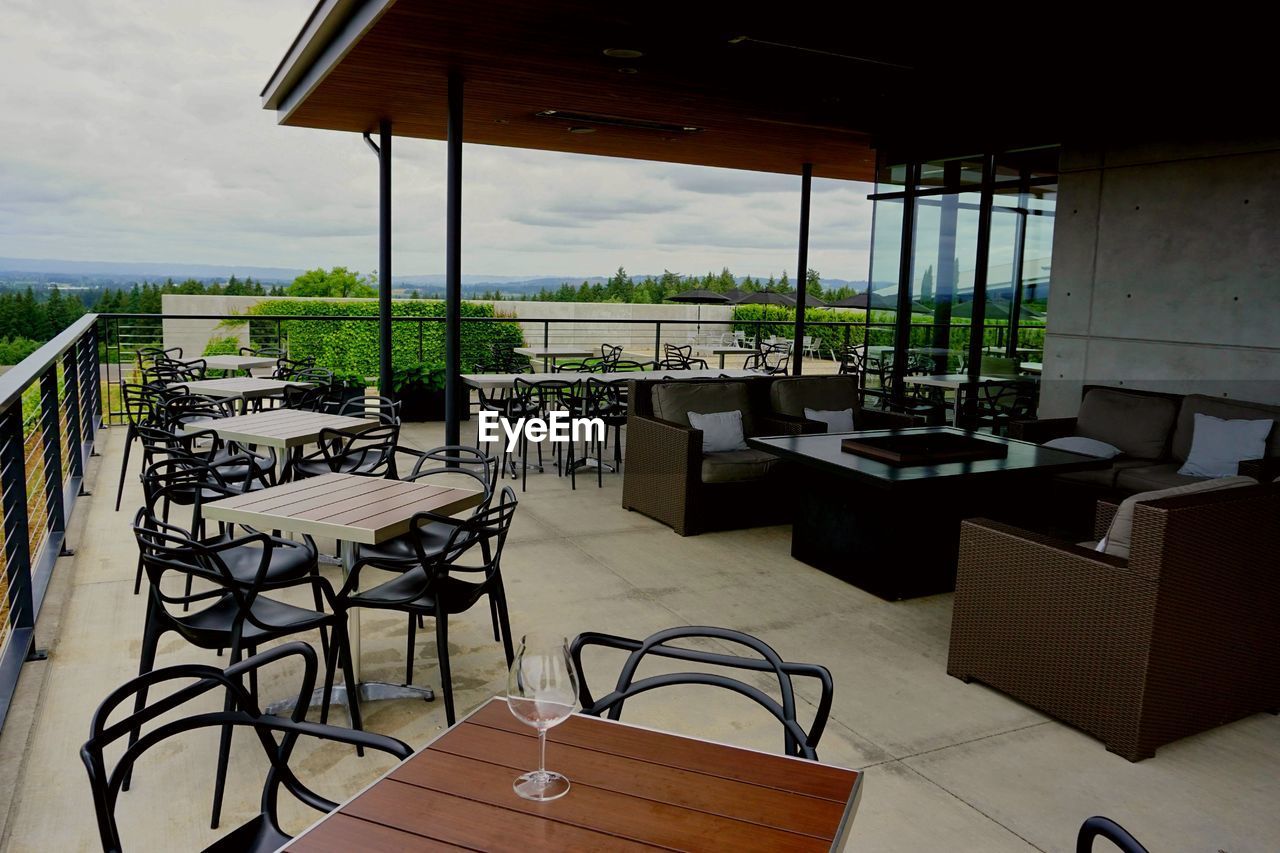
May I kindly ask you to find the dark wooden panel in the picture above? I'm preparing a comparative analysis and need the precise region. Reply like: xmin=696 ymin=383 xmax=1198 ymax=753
xmin=428 ymin=720 xmax=846 ymax=838
xmin=392 ymin=748 xmax=828 ymax=852
xmin=287 ymin=813 xmax=473 ymax=852
xmin=468 ymin=700 xmax=856 ymax=802
xmin=339 ymin=779 xmax=659 ymax=851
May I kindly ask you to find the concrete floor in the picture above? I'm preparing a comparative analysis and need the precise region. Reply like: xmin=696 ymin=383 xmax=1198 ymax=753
xmin=1 ymin=421 xmax=1278 ymax=852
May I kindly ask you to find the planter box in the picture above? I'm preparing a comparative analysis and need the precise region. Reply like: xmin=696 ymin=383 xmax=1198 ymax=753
xmin=395 ymin=386 xmax=471 ymax=422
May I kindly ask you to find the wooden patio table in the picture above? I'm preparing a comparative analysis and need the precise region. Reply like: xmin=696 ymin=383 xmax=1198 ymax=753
xmin=181 ymin=376 xmax=312 ymax=402
xmin=199 ymin=354 xmax=278 ymax=374
xmin=462 ymin=367 xmax=758 ymax=392
xmin=180 ymin=408 xmax=378 ymax=480
xmin=203 ymin=472 xmax=483 ymax=708
xmin=285 ymin=697 xmax=863 ymax=852
xmin=514 ymin=345 xmax=595 ymax=372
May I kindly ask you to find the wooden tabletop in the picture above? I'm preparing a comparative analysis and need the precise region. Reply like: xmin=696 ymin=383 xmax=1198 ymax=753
xmin=462 ymin=367 xmax=759 ymax=391
xmin=514 ymin=345 xmax=595 ymax=358
xmin=202 ymin=472 xmax=482 ymax=544
xmin=201 ymin=355 xmax=278 ymax=371
xmin=287 ymin=697 xmax=862 ymax=852
xmin=180 ymin=408 xmax=376 ymax=449
xmin=902 ymin=373 xmax=1003 ymax=390
xmin=182 ymin=376 xmax=311 ymax=400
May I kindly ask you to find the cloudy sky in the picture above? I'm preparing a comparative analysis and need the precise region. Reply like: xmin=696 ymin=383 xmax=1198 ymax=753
xmin=0 ymin=1 xmax=876 ymax=282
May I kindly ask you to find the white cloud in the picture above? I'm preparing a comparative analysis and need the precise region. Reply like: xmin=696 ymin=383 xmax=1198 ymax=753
xmin=0 ymin=1 xmax=874 ymax=282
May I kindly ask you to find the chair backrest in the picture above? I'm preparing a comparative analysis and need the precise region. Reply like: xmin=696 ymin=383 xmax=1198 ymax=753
xmin=663 ymin=343 xmax=693 ymax=367
xmin=140 ymin=455 xmax=238 ymax=511
xmin=272 ymin=356 xmax=316 ymax=380
xmin=514 ymin=377 xmax=580 ymax=412
xmin=81 ymin=642 xmax=411 ymax=853
xmin=1076 ymin=816 xmax=1149 ymax=853
xmin=315 ymin=423 xmax=400 ymax=477
xmin=407 ymin=445 xmax=499 ymax=504
xmin=142 ymin=363 xmax=202 ymax=387
xmin=570 ymin=626 xmax=833 ymax=760
xmin=120 ymin=382 xmax=165 ymax=427
xmin=135 ymin=346 xmax=183 ymax=369
xmin=339 ymin=394 xmax=402 ymax=424
xmin=161 ymin=393 xmax=240 ymax=428
xmin=283 ymin=383 xmax=327 ymax=411
xmin=408 ymin=485 xmax=518 ymax=573
xmin=599 ymin=344 xmax=623 ymax=370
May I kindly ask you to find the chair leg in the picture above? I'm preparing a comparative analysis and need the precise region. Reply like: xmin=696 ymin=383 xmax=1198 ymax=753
xmin=309 ymin=567 xmax=331 ymax=665
xmin=335 ymin=623 xmax=364 ymax=742
xmin=493 ymin=583 xmax=515 ymax=667
xmin=210 ymin=640 xmax=243 ymax=830
xmin=115 ymin=425 xmax=135 ymax=511
xmin=123 ymin=605 xmax=162 ymax=792
xmin=436 ymin=612 xmax=455 ymax=726
xmin=320 ymin=628 xmax=339 ymax=725
xmin=405 ymin=614 xmax=416 ymax=686
xmin=133 ymin=552 xmax=145 ymax=595
xmin=489 ymin=595 xmax=501 ymax=642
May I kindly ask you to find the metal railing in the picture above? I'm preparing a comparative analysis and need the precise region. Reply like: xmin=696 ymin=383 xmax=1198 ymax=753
xmin=0 ymin=314 xmax=101 ymax=730
xmin=96 ymin=312 xmax=1046 ymax=422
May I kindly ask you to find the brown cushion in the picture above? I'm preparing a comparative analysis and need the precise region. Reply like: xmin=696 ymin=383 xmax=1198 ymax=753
xmin=699 ymin=449 xmax=780 ymax=484
xmin=651 ymin=382 xmax=755 ymax=434
xmin=1114 ymin=463 xmax=1207 ymax=493
xmin=769 ymin=376 xmax=860 ymax=419
xmin=1076 ymin=388 xmax=1178 ymax=459
xmin=1055 ymin=456 xmax=1160 ymax=489
xmin=1170 ymin=394 xmax=1280 ymax=462
xmin=1102 ymin=475 xmax=1255 ymax=559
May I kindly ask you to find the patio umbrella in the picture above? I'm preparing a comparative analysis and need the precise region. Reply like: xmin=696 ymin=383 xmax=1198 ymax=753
xmin=735 ymin=290 xmax=796 ymax=306
xmin=665 ymin=288 xmax=732 ymax=335
xmin=830 ymin=292 xmax=933 ymax=314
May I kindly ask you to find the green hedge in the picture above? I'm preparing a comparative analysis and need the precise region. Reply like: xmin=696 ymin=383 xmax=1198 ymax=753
xmin=238 ymin=300 xmax=523 ymax=376
xmin=731 ymin=305 xmax=1045 ymax=356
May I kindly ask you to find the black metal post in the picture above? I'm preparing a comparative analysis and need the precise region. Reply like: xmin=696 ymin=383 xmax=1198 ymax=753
xmin=378 ymin=120 xmax=394 ymax=395
xmin=444 ymin=74 xmax=463 ymax=446
xmin=62 ymin=349 xmax=83 ymax=479
xmin=38 ymin=368 xmax=64 ymax=539
xmin=962 ymin=154 xmax=997 ymax=424
xmin=891 ymin=164 xmax=920 ymax=401
xmin=1 ymin=405 xmax=33 ymax=634
xmin=1006 ymin=171 xmax=1030 ymax=358
xmin=790 ymin=163 xmax=813 ymax=375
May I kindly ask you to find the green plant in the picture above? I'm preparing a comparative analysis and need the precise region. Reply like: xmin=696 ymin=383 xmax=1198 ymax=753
xmin=392 ymin=361 xmax=446 ymax=393
xmin=332 ymin=370 xmax=369 ymax=389
xmin=238 ymin=299 xmax=523 ymax=377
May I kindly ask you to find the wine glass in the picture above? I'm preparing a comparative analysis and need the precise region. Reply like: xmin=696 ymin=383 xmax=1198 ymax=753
xmin=506 ymin=634 xmax=578 ymax=801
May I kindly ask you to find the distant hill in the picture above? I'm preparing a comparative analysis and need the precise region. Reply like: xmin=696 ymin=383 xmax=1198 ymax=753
xmin=0 ymin=257 xmax=870 ymax=297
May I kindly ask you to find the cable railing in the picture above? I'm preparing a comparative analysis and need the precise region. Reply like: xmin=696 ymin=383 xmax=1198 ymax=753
xmin=96 ymin=311 xmax=1046 ymax=422
xmin=0 ymin=314 xmax=101 ymax=730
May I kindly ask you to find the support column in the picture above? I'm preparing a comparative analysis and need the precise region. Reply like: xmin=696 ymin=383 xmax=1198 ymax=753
xmin=378 ymin=119 xmax=393 ymax=395
xmin=444 ymin=74 xmax=463 ymax=447
xmin=790 ymin=163 xmax=813 ymax=375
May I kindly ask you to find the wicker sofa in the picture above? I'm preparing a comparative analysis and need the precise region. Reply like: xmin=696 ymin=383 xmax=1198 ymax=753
xmin=948 ymin=481 xmax=1280 ymax=760
xmin=621 ymin=375 xmax=911 ymax=535
xmin=1012 ymin=386 xmax=1280 ymax=535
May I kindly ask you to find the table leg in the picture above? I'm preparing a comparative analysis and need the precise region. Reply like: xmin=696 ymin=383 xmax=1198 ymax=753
xmin=265 ymin=539 xmax=435 ymax=716
xmin=719 ymin=353 xmax=727 ymax=369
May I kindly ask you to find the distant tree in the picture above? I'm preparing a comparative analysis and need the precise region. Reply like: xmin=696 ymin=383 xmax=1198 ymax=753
xmin=920 ymin=265 xmax=934 ymax=302
xmin=286 ymin=267 xmax=377 ymax=298
xmin=805 ymin=268 xmax=823 ymax=299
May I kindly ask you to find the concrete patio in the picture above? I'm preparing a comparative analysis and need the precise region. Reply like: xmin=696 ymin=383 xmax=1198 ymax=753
xmin=1 ymin=420 xmax=1277 ymax=852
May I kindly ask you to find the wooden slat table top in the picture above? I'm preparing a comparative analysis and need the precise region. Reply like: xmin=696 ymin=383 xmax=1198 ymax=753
xmin=462 ymin=367 xmax=759 ymax=391
xmin=179 ymin=408 xmax=375 ymax=449
xmin=200 ymin=355 xmax=278 ymax=371
xmin=203 ymin=473 xmax=483 ymax=544
xmin=901 ymin=373 xmax=1003 ymax=390
xmin=182 ymin=376 xmax=311 ymax=400
xmin=286 ymin=697 xmax=862 ymax=852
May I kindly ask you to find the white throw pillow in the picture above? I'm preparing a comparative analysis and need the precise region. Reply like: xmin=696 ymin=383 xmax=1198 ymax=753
xmin=687 ymin=410 xmax=748 ymax=453
xmin=1177 ymin=413 xmax=1274 ymax=477
xmin=1102 ymin=475 xmax=1255 ymax=560
xmin=1043 ymin=436 xmax=1122 ymax=458
xmin=804 ymin=407 xmax=856 ymax=433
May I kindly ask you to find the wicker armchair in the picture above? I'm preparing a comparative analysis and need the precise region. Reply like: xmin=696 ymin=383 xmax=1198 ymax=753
xmin=948 ymin=482 xmax=1280 ymax=760
xmin=621 ymin=377 xmax=811 ymax=535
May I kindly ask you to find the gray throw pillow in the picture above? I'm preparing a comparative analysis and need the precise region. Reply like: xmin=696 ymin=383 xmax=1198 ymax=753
xmin=688 ymin=410 xmax=748 ymax=453
xmin=804 ymin=407 xmax=855 ymax=432
xmin=1177 ymin=413 xmax=1274 ymax=477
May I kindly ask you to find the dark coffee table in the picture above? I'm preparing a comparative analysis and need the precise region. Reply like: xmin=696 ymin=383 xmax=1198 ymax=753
xmin=748 ymin=427 xmax=1110 ymax=600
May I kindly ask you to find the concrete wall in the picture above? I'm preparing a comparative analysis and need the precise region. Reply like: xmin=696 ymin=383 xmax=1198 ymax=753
xmin=1040 ymin=135 xmax=1280 ymax=416
xmin=160 ymin=294 xmax=734 ymax=357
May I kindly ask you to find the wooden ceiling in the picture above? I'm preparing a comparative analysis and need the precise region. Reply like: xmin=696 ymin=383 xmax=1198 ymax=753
xmin=263 ymin=1 xmax=1276 ymax=180
xmin=262 ymin=0 xmax=914 ymax=181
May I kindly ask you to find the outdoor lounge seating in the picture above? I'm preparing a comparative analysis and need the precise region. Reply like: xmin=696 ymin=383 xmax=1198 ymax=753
xmin=768 ymin=375 xmax=915 ymax=432
xmin=1012 ymin=385 xmax=1280 ymax=535
xmin=948 ymin=480 xmax=1280 ymax=761
xmin=621 ymin=376 xmax=803 ymax=535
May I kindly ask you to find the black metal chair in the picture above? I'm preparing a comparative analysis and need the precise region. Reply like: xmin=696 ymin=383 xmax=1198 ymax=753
xmin=292 ymin=423 xmax=400 ymax=480
xmin=271 ymin=356 xmax=316 ymax=380
xmin=114 ymin=382 xmax=169 ymax=511
xmin=135 ymin=346 xmax=183 ymax=371
xmin=972 ymin=378 xmax=1038 ymax=434
xmin=82 ymin=642 xmax=410 ymax=853
xmin=282 ymin=383 xmax=327 ymax=411
xmin=142 ymin=362 xmax=203 ymax=387
xmin=581 ymin=377 xmax=627 ymax=488
xmin=511 ymin=377 xmax=580 ymax=490
xmin=571 ymin=626 xmax=833 ymax=760
xmin=743 ymin=345 xmax=790 ymax=375
xmin=132 ymin=508 xmax=354 ymax=828
xmin=659 ymin=343 xmax=709 ymax=370
xmin=1076 ymin=816 xmax=1149 ymax=853
xmin=338 ymin=394 xmax=401 ymax=424
xmin=338 ymin=486 xmax=519 ymax=725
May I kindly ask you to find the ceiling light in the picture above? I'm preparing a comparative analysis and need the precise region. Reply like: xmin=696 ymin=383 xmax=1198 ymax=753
xmin=603 ymin=48 xmax=644 ymax=59
xmin=535 ymin=109 xmax=702 ymax=134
